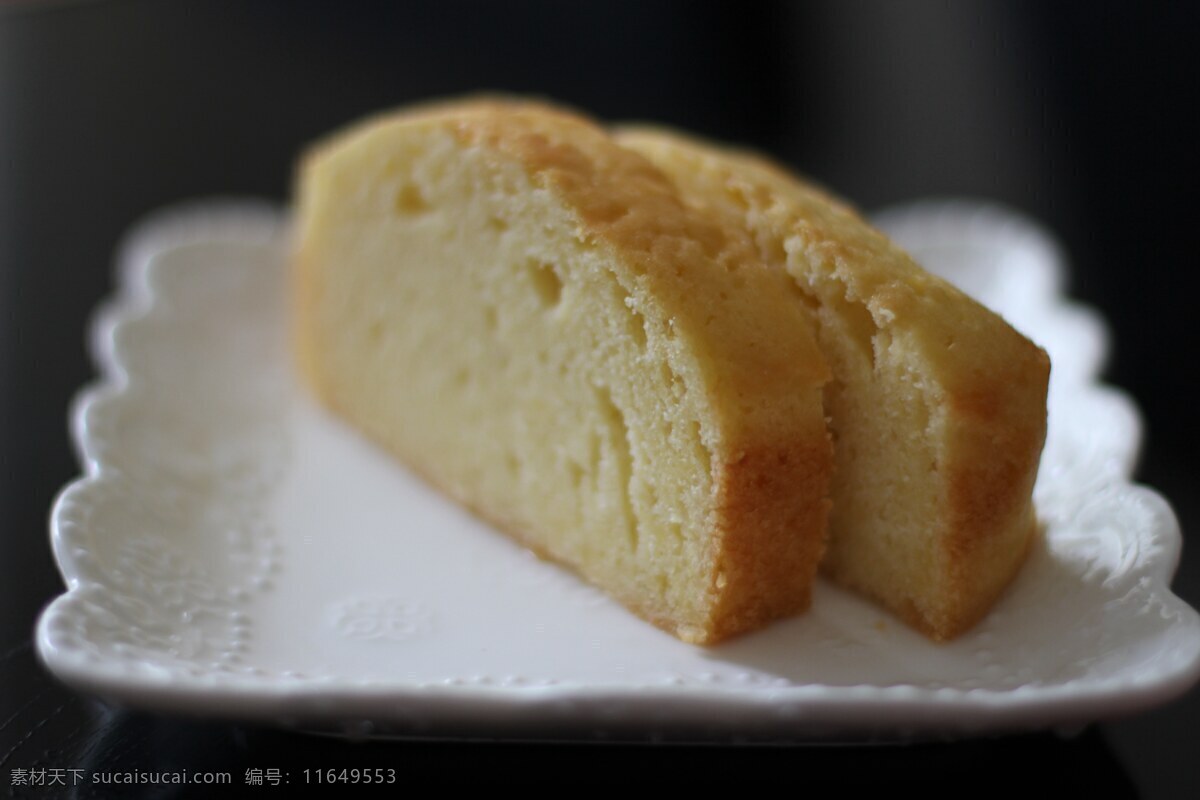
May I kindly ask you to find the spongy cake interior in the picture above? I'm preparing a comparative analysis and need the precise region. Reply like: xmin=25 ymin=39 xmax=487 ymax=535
xmin=298 ymin=127 xmax=721 ymax=632
xmin=294 ymin=101 xmax=842 ymax=643
xmin=618 ymin=127 xmax=1048 ymax=639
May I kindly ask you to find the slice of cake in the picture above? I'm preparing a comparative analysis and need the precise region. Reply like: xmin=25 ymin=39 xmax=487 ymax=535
xmin=619 ymin=127 xmax=1050 ymax=640
xmin=293 ymin=99 xmax=833 ymax=644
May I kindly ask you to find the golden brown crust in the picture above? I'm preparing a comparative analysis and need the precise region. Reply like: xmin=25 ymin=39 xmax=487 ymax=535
xmin=890 ymin=512 xmax=1039 ymax=641
xmin=294 ymin=99 xmax=833 ymax=645
xmin=704 ymin=435 xmax=832 ymax=643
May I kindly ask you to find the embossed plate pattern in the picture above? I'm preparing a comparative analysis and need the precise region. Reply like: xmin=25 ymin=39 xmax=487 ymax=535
xmin=36 ymin=200 xmax=1200 ymax=738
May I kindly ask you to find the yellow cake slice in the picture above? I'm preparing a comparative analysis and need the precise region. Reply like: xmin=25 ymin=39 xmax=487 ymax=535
xmin=619 ymin=127 xmax=1049 ymax=640
xmin=293 ymin=100 xmax=833 ymax=644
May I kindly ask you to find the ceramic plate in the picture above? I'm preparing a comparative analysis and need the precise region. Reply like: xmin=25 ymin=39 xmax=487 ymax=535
xmin=36 ymin=200 xmax=1200 ymax=739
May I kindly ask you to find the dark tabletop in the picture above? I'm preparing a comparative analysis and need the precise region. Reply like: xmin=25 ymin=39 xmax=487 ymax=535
xmin=2 ymin=1 xmax=1197 ymax=796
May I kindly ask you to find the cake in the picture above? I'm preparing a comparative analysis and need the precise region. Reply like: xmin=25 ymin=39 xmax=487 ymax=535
xmin=293 ymin=99 xmax=833 ymax=644
xmin=618 ymin=127 xmax=1050 ymax=639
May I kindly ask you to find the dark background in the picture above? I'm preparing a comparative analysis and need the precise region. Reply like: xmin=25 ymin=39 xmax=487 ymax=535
xmin=2 ymin=0 xmax=1196 ymax=796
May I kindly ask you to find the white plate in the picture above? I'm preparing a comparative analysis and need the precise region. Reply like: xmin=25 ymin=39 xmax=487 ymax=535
xmin=36 ymin=200 xmax=1200 ymax=739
